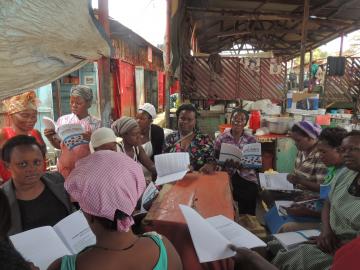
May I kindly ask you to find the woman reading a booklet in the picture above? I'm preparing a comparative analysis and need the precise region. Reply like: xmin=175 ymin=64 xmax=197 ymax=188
xmin=214 ymin=108 xmax=259 ymax=215
xmin=1 ymin=135 xmax=73 ymax=235
xmin=265 ymin=127 xmax=348 ymax=233
xmin=164 ymin=104 xmax=216 ymax=174
xmin=44 ymin=85 xmax=101 ymax=178
xmin=112 ymin=116 xmax=157 ymax=181
xmin=0 ymin=91 xmax=46 ymax=183
xmin=271 ymin=131 xmax=360 ymax=270
xmin=48 ymin=150 xmax=182 ymax=270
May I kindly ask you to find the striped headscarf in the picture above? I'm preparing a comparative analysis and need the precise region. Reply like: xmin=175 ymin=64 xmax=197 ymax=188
xmin=70 ymin=85 xmax=93 ymax=103
xmin=3 ymin=91 xmax=39 ymax=115
xmin=111 ymin=116 xmax=138 ymax=137
xmin=65 ymin=150 xmax=146 ymax=232
xmin=293 ymin=121 xmax=322 ymax=139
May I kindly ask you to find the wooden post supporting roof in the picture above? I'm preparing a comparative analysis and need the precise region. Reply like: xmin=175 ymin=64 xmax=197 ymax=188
xmin=339 ymin=33 xmax=344 ymax=56
xmin=165 ymin=0 xmax=172 ymax=128
xmin=98 ymin=0 xmax=111 ymax=127
xmin=299 ymin=0 xmax=309 ymax=91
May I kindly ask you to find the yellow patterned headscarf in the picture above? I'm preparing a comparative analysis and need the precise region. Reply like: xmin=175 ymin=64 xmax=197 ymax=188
xmin=2 ymin=91 xmax=39 ymax=115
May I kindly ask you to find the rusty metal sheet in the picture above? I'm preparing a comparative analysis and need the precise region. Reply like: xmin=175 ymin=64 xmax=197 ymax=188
xmin=182 ymin=57 xmax=285 ymax=101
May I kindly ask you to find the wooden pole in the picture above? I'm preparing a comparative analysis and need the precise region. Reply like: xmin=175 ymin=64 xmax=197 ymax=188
xmin=339 ymin=33 xmax=344 ymax=56
xmin=299 ymin=0 xmax=309 ymax=91
xmin=98 ymin=0 xmax=111 ymax=127
xmin=309 ymin=49 xmax=313 ymax=77
xmin=165 ymin=0 xmax=172 ymax=128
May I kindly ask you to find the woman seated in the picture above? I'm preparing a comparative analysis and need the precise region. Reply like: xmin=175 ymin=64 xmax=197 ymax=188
xmin=136 ymin=103 xmax=164 ymax=160
xmin=271 ymin=131 xmax=360 ymax=270
xmin=0 ymin=91 xmax=46 ymax=183
xmin=48 ymin=150 xmax=182 ymax=270
xmin=44 ymin=85 xmax=101 ymax=178
xmin=0 ymin=189 xmax=40 ymax=270
xmin=265 ymin=127 xmax=348 ymax=233
xmin=214 ymin=108 xmax=258 ymax=215
xmin=111 ymin=116 xmax=156 ymax=180
xmin=164 ymin=104 xmax=216 ymax=174
xmin=1 ymin=135 xmax=73 ymax=235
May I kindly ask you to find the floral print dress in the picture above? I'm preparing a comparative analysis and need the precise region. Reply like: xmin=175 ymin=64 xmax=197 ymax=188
xmin=164 ymin=130 xmax=215 ymax=171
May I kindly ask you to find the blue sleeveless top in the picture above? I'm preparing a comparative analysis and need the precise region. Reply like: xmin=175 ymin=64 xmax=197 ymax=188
xmin=60 ymin=232 xmax=167 ymax=270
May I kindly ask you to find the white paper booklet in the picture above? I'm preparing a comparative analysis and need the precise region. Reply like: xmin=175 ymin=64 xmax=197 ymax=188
xmin=10 ymin=211 xmax=96 ymax=270
xmin=273 ymin=229 xmax=320 ymax=250
xmin=275 ymin=200 xmax=293 ymax=216
xmin=259 ymin=173 xmax=294 ymax=191
xmin=57 ymin=123 xmax=87 ymax=150
xmin=42 ymin=116 xmax=57 ymax=130
xmin=140 ymin=182 xmax=159 ymax=213
xmin=219 ymin=143 xmax=262 ymax=169
xmin=179 ymin=205 xmax=266 ymax=263
xmin=154 ymin=152 xmax=190 ymax=185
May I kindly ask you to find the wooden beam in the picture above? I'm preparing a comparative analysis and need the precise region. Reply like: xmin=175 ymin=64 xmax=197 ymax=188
xmin=299 ymin=0 xmax=309 ymax=91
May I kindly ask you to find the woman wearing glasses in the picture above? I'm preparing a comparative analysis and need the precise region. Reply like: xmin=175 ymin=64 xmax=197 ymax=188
xmin=214 ymin=108 xmax=259 ymax=215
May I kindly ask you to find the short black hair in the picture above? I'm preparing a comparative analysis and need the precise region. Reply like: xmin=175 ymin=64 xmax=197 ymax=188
xmin=291 ymin=124 xmax=310 ymax=138
xmin=230 ymin=108 xmax=250 ymax=125
xmin=2 ymin=135 xmax=45 ymax=163
xmin=176 ymin=103 xmax=198 ymax=119
xmin=0 ymin=189 xmax=11 ymax=239
xmin=318 ymin=127 xmax=348 ymax=148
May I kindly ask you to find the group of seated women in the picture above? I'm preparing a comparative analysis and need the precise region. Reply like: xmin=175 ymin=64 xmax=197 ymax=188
xmin=1 ymin=87 xmax=360 ymax=270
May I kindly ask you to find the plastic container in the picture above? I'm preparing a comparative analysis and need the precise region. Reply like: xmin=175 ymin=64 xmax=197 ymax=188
xmin=316 ymin=114 xmax=331 ymax=126
xmin=266 ymin=117 xmax=292 ymax=134
xmin=249 ymin=110 xmax=261 ymax=132
xmin=286 ymin=93 xmax=292 ymax=109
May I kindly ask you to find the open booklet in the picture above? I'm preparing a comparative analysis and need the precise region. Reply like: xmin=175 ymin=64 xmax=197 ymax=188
xmin=273 ymin=229 xmax=320 ymax=250
xmin=10 ymin=211 xmax=96 ymax=270
xmin=259 ymin=173 xmax=294 ymax=191
xmin=154 ymin=152 xmax=190 ymax=185
xmin=275 ymin=199 xmax=324 ymax=216
xmin=42 ymin=116 xmax=87 ymax=150
xmin=219 ymin=143 xmax=262 ymax=169
xmin=179 ymin=205 xmax=266 ymax=263
xmin=139 ymin=182 xmax=159 ymax=213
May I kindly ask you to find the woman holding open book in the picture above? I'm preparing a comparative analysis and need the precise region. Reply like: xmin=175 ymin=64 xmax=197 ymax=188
xmin=214 ymin=108 xmax=258 ymax=215
xmin=0 ymin=91 xmax=46 ymax=183
xmin=163 ymin=103 xmax=216 ymax=174
xmin=48 ymin=150 xmax=182 ymax=270
xmin=271 ymin=131 xmax=360 ymax=270
xmin=44 ymin=85 xmax=101 ymax=178
xmin=1 ymin=135 xmax=73 ymax=236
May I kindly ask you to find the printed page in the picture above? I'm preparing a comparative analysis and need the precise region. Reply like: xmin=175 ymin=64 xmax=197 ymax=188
xmin=57 ymin=123 xmax=87 ymax=149
xmin=219 ymin=143 xmax=242 ymax=163
xmin=42 ymin=116 xmax=56 ymax=130
xmin=10 ymin=226 xmax=71 ymax=270
xmin=154 ymin=153 xmax=190 ymax=185
xmin=140 ymin=182 xmax=159 ymax=212
xmin=273 ymin=229 xmax=320 ymax=250
xmin=54 ymin=211 xmax=96 ymax=255
xmin=179 ymin=205 xmax=235 ymax=263
xmin=206 ymin=215 xmax=266 ymax=249
xmin=240 ymin=143 xmax=262 ymax=169
xmin=259 ymin=173 xmax=294 ymax=191
xmin=275 ymin=200 xmax=294 ymax=216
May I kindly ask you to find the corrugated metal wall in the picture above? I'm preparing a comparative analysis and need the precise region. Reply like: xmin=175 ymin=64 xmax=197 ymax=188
xmin=182 ymin=57 xmax=286 ymax=101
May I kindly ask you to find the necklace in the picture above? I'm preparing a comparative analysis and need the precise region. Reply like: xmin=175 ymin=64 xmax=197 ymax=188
xmin=93 ymin=237 xmax=140 ymax=252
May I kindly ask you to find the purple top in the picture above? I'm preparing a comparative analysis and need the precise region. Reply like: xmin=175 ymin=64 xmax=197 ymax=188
xmin=215 ymin=129 xmax=258 ymax=183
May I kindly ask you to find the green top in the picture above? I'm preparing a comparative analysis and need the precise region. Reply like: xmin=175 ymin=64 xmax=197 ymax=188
xmin=60 ymin=232 xmax=167 ymax=270
xmin=323 ymin=166 xmax=338 ymax=185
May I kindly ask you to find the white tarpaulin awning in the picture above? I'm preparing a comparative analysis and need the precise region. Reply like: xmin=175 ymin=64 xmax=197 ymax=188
xmin=0 ymin=0 xmax=111 ymax=99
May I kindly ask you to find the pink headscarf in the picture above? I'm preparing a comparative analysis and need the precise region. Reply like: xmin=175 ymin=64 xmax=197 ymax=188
xmin=65 ymin=150 xmax=146 ymax=231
